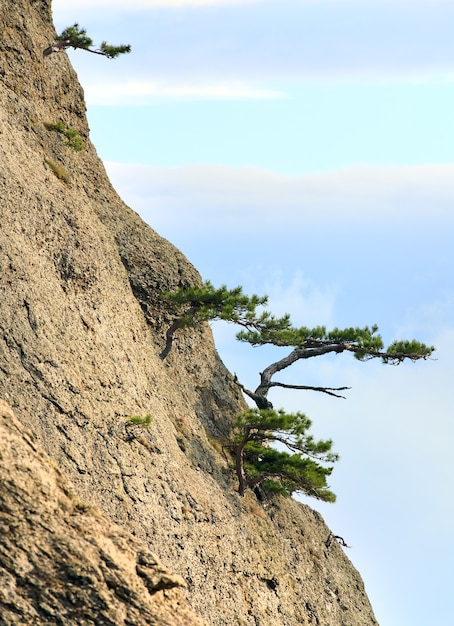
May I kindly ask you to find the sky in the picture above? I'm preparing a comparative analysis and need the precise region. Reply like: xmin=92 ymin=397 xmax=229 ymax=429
xmin=51 ymin=2 xmax=454 ymax=624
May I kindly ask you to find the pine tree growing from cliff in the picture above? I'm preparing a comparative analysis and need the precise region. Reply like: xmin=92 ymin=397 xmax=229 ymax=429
xmin=161 ymin=281 xmax=434 ymax=500
xmin=43 ymin=24 xmax=131 ymax=59
xmin=232 ymin=408 xmax=338 ymax=501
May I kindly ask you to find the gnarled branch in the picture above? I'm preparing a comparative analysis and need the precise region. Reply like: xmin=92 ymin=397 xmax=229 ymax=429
xmin=325 ymin=532 xmax=351 ymax=549
xmin=233 ymin=376 xmax=273 ymax=409
xmin=268 ymin=382 xmax=351 ymax=399
xmin=43 ymin=40 xmax=70 ymax=57
xmin=159 ymin=305 xmax=199 ymax=360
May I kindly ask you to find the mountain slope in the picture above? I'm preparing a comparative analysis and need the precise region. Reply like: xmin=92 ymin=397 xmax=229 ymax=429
xmin=0 ymin=2 xmax=378 ymax=624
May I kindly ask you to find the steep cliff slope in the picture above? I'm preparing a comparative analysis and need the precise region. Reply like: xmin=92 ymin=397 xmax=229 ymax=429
xmin=0 ymin=399 xmax=206 ymax=625
xmin=0 ymin=2 xmax=379 ymax=624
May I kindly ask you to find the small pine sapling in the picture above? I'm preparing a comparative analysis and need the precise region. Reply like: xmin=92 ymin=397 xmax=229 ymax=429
xmin=43 ymin=23 xmax=131 ymax=59
xmin=232 ymin=408 xmax=338 ymax=501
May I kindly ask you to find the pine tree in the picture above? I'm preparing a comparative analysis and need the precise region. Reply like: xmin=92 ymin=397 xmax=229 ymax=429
xmin=161 ymin=280 xmax=434 ymax=499
xmin=232 ymin=408 xmax=338 ymax=500
xmin=159 ymin=281 xmax=267 ymax=359
xmin=43 ymin=24 xmax=131 ymax=59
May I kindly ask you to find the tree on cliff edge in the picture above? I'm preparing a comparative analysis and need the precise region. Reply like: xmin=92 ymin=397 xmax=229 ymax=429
xmin=160 ymin=281 xmax=434 ymax=500
xmin=43 ymin=24 xmax=131 ymax=58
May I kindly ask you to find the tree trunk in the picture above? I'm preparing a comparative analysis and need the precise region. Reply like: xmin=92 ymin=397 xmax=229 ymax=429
xmin=235 ymin=427 xmax=250 ymax=496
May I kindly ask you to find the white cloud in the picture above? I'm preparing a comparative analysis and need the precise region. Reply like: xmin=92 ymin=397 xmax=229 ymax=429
xmin=83 ymin=80 xmax=286 ymax=105
xmin=105 ymin=162 xmax=454 ymax=234
xmin=260 ymin=271 xmax=338 ymax=327
xmin=53 ymin=0 xmax=454 ymax=86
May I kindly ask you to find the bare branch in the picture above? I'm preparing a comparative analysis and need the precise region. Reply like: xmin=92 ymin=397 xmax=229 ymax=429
xmin=72 ymin=45 xmax=110 ymax=56
xmin=268 ymin=381 xmax=350 ymax=399
xmin=325 ymin=533 xmax=351 ymax=549
xmin=44 ymin=41 xmax=119 ymax=57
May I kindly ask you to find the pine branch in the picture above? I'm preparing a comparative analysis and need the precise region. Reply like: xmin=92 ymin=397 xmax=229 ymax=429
xmin=43 ymin=24 xmax=131 ymax=59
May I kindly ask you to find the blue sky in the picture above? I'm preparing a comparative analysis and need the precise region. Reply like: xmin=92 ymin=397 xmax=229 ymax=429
xmin=52 ymin=2 xmax=454 ymax=624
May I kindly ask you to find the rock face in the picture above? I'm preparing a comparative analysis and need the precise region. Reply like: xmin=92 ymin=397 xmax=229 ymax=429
xmin=0 ymin=1 xmax=379 ymax=624
xmin=0 ymin=399 xmax=206 ymax=625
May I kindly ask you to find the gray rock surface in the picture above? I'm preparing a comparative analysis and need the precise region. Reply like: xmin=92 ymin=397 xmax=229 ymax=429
xmin=0 ymin=1 xmax=379 ymax=624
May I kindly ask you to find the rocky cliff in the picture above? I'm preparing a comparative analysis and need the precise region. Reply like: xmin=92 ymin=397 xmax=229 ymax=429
xmin=0 ymin=2 xmax=379 ymax=624
xmin=0 ymin=399 xmax=206 ymax=625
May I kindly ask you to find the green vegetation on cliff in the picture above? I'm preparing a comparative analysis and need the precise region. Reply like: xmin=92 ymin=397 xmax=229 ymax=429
xmin=161 ymin=281 xmax=434 ymax=500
